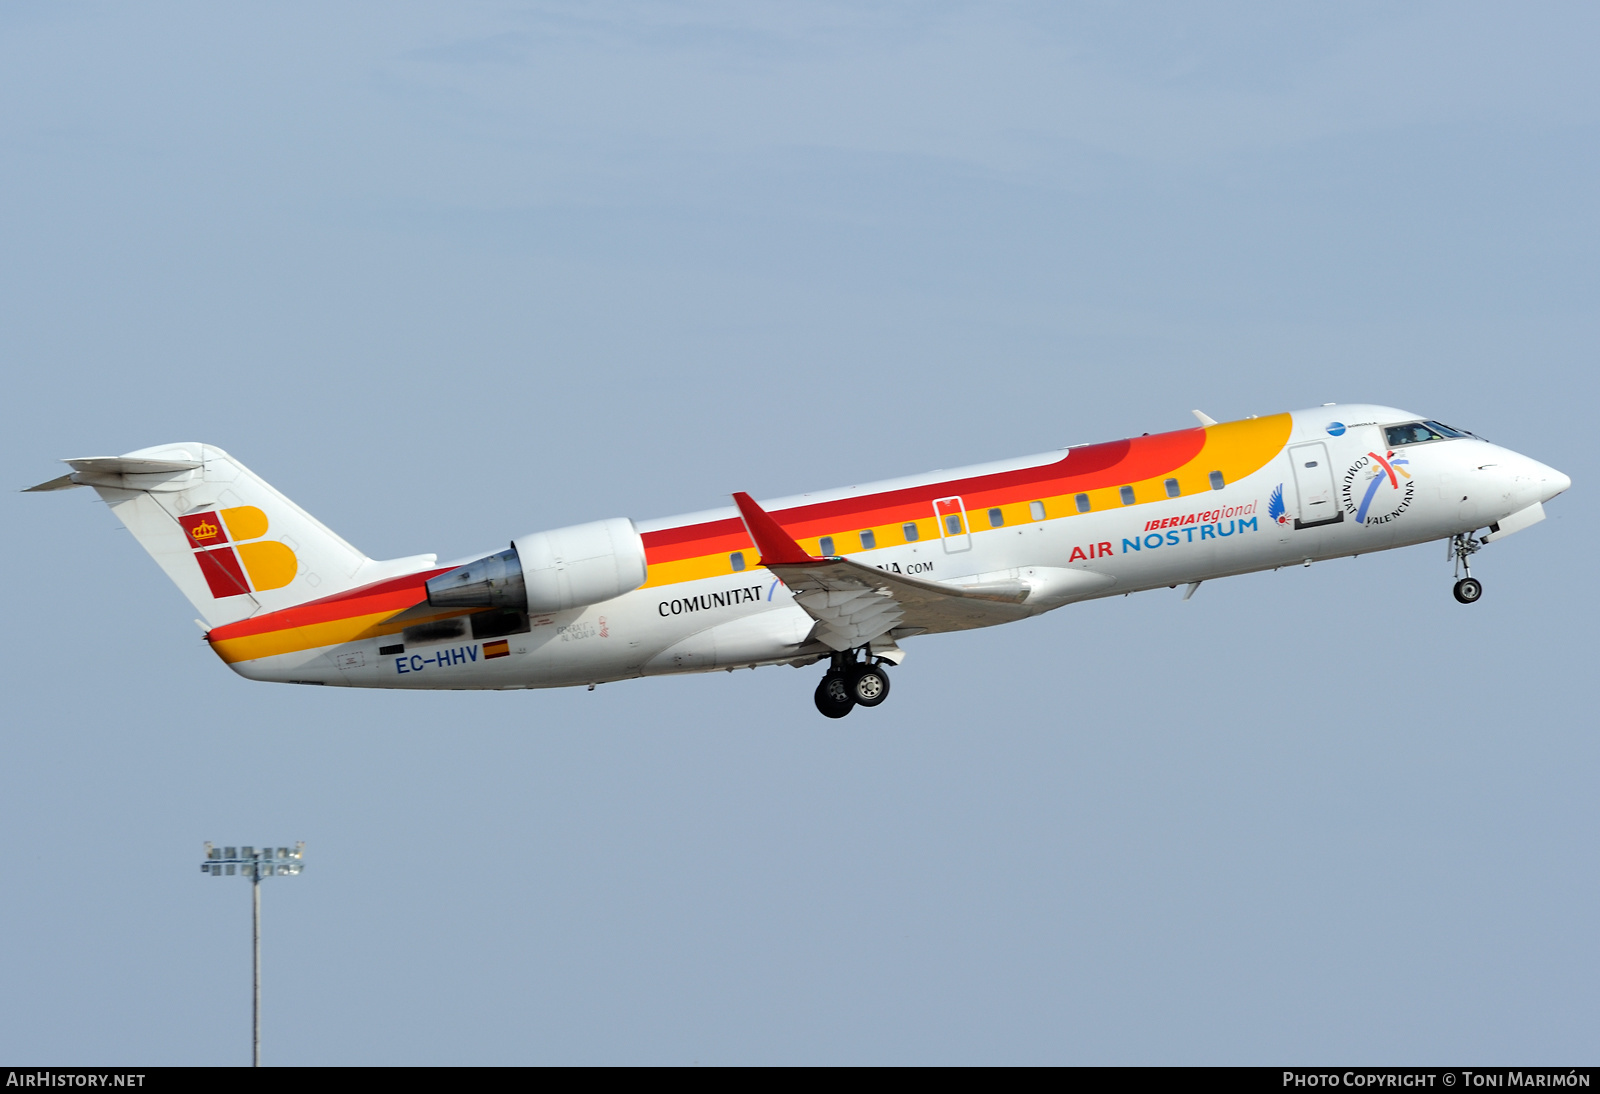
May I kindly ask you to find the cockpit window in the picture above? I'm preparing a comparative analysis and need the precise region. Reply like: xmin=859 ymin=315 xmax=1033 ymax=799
xmin=1385 ymin=420 xmax=1473 ymax=447
xmin=1385 ymin=421 xmax=1446 ymax=447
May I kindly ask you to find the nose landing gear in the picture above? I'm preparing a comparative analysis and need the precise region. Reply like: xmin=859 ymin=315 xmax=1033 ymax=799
xmin=812 ymin=650 xmax=893 ymax=718
xmin=1450 ymin=532 xmax=1485 ymax=604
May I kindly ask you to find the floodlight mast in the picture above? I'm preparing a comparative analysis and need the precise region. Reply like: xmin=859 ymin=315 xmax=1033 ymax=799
xmin=201 ymin=841 xmax=304 ymax=1067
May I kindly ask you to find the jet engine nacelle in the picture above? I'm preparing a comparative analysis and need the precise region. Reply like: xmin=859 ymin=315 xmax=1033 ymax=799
xmin=426 ymin=517 xmax=649 ymax=615
xmin=515 ymin=517 xmax=648 ymax=613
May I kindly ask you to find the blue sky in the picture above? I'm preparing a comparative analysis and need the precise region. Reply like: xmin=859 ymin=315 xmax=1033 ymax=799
xmin=2 ymin=2 xmax=1596 ymax=1064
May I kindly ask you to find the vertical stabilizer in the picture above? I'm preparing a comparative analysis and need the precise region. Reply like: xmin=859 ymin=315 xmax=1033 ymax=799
xmin=33 ymin=443 xmax=435 ymax=627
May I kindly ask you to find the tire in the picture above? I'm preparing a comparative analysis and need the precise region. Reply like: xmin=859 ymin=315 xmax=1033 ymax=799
xmin=850 ymin=664 xmax=891 ymax=707
xmin=814 ymin=673 xmax=855 ymax=718
xmin=1453 ymin=577 xmax=1483 ymax=604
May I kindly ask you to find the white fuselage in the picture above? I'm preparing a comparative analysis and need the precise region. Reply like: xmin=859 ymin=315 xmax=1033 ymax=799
xmin=231 ymin=405 xmax=1568 ymax=690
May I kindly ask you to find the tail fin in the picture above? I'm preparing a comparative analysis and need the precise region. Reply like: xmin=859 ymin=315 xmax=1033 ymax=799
xmin=27 ymin=443 xmax=435 ymax=627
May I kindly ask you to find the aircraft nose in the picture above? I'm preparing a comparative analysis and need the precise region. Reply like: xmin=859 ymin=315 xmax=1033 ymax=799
xmin=1514 ymin=453 xmax=1571 ymax=504
xmin=1541 ymin=466 xmax=1572 ymax=502
xmin=1486 ymin=450 xmax=1570 ymax=508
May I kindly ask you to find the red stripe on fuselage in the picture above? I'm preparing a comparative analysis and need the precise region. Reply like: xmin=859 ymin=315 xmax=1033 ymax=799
xmin=207 ymin=567 xmax=455 ymax=641
xmin=641 ymin=429 xmax=1202 ymax=564
xmin=207 ymin=425 xmax=1208 ymax=642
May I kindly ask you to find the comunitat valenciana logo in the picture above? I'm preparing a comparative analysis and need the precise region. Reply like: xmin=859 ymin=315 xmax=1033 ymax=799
xmin=1341 ymin=450 xmax=1414 ymax=525
xmin=177 ymin=507 xmax=298 ymax=598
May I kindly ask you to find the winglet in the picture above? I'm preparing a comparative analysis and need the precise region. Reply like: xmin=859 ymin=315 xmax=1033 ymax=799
xmin=731 ymin=492 xmax=820 ymax=566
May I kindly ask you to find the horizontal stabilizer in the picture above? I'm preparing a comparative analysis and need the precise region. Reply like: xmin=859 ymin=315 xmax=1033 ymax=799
xmin=23 ymin=474 xmax=80 ymax=492
xmin=65 ymin=456 xmax=203 ymax=476
xmin=25 ymin=455 xmax=207 ymax=492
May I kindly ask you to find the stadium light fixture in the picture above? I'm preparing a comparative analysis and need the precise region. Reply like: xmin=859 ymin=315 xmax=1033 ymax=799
xmin=200 ymin=841 xmax=305 ymax=1066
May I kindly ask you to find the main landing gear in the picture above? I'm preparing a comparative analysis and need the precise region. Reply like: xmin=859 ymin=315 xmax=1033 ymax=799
xmin=1450 ymin=532 xmax=1485 ymax=604
xmin=813 ymin=650 xmax=892 ymax=719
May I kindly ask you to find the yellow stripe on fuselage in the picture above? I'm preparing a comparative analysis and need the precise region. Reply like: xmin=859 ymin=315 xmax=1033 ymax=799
xmin=219 ymin=415 xmax=1293 ymax=664
xmin=642 ymin=414 xmax=1294 ymax=586
xmin=209 ymin=606 xmax=476 ymax=665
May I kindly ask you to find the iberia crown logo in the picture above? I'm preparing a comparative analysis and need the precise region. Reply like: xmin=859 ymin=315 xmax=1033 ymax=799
xmin=178 ymin=507 xmax=297 ymax=598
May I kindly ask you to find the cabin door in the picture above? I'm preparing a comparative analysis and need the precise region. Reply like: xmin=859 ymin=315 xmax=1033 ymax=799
xmin=1288 ymin=442 xmax=1343 ymax=529
xmin=933 ymin=496 xmax=972 ymax=552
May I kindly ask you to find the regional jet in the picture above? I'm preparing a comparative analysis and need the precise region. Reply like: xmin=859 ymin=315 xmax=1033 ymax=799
xmin=27 ymin=404 xmax=1569 ymax=717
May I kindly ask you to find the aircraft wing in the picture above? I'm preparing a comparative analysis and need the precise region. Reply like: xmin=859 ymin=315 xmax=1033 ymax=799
xmin=731 ymin=492 xmax=1031 ymax=651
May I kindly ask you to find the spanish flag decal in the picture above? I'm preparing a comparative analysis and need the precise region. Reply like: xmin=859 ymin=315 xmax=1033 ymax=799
xmin=483 ymin=640 xmax=510 ymax=659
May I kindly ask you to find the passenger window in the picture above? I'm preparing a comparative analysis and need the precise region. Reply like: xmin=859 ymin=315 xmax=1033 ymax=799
xmin=1075 ymin=493 xmax=1091 ymax=513
xmin=1209 ymin=471 xmax=1225 ymax=491
xmin=944 ymin=514 xmax=963 ymax=536
xmin=819 ymin=536 xmax=834 ymax=556
xmin=1030 ymin=500 xmax=1046 ymax=521
xmin=1384 ymin=422 xmax=1444 ymax=447
xmin=1303 ymin=460 xmax=1318 ymax=468
xmin=730 ymin=551 xmax=746 ymax=572
xmin=902 ymin=522 xmax=919 ymax=542
xmin=859 ymin=530 xmax=876 ymax=550
xmin=1164 ymin=478 xmax=1180 ymax=498
xmin=1119 ymin=485 xmax=1136 ymax=506
xmin=988 ymin=508 xmax=1004 ymax=528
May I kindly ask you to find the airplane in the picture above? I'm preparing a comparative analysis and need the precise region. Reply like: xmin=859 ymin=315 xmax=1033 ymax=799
xmin=27 ymin=403 xmax=1570 ymax=718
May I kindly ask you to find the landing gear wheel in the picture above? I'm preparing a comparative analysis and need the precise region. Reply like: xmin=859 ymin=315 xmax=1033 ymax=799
xmin=1453 ymin=577 xmax=1483 ymax=604
xmin=850 ymin=663 xmax=891 ymax=707
xmin=814 ymin=673 xmax=855 ymax=718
